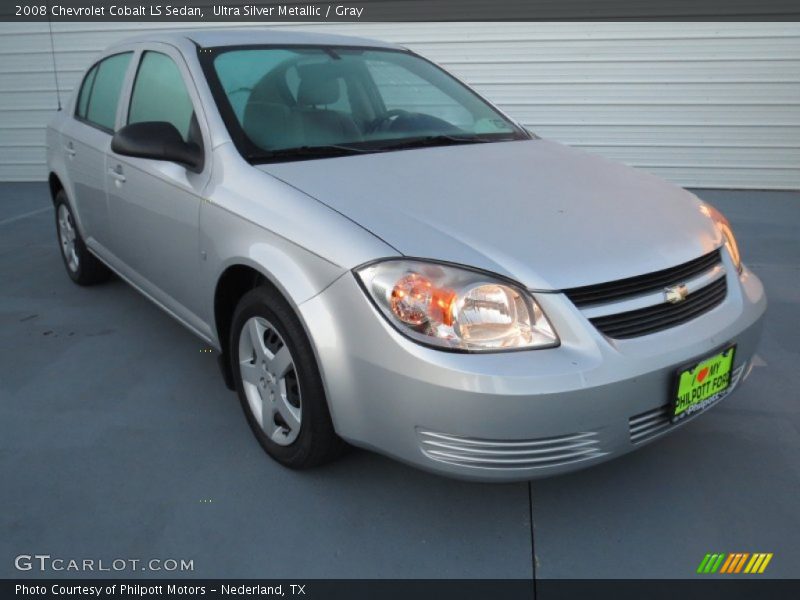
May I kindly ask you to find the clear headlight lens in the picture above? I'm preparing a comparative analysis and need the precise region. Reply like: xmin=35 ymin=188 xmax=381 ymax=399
xmin=701 ymin=203 xmax=742 ymax=273
xmin=355 ymin=260 xmax=559 ymax=352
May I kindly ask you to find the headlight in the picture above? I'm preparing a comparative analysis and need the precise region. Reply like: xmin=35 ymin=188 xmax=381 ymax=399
xmin=702 ymin=203 xmax=742 ymax=273
xmin=355 ymin=259 xmax=559 ymax=352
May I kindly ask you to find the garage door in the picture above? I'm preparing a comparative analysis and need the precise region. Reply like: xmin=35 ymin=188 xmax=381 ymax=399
xmin=0 ymin=22 xmax=798 ymax=189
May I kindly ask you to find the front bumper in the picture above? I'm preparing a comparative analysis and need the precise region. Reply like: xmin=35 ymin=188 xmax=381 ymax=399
xmin=299 ymin=260 xmax=766 ymax=481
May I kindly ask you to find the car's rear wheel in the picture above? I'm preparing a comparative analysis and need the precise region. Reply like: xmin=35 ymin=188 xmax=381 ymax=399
xmin=55 ymin=190 xmax=111 ymax=285
xmin=230 ymin=285 xmax=343 ymax=468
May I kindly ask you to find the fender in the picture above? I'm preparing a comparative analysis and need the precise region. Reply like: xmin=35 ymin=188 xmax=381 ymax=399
xmin=200 ymin=199 xmax=348 ymax=348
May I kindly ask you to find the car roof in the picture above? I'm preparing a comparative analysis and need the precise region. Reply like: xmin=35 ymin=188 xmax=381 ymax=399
xmin=112 ymin=28 xmax=403 ymax=51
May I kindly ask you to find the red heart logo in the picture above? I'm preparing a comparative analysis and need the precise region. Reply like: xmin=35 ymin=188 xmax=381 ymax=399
xmin=697 ymin=367 xmax=710 ymax=383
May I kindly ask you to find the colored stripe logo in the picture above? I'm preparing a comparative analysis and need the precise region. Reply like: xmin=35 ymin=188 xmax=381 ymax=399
xmin=697 ymin=552 xmax=773 ymax=574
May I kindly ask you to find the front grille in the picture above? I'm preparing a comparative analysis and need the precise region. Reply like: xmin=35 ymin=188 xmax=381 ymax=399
xmin=564 ymin=250 xmax=722 ymax=308
xmin=590 ymin=276 xmax=727 ymax=339
xmin=417 ymin=429 xmax=606 ymax=470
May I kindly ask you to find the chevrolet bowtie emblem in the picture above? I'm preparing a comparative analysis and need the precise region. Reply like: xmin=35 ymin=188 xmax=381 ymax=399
xmin=665 ymin=283 xmax=689 ymax=304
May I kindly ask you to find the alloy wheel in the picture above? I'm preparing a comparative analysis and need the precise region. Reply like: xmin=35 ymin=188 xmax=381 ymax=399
xmin=57 ymin=204 xmax=79 ymax=272
xmin=238 ymin=316 xmax=302 ymax=446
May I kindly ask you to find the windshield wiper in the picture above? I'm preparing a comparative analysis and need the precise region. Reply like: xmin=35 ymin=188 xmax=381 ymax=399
xmin=376 ymin=134 xmax=509 ymax=152
xmin=246 ymin=135 xmax=517 ymax=163
xmin=246 ymin=144 xmax=372 ymax=164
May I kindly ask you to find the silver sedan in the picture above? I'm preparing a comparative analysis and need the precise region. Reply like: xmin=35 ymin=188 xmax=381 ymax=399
xmin=46 ymin=28 xmax=766 ymax=481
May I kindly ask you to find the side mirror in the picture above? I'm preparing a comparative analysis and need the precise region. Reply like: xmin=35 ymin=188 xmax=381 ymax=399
xmin=111 ymin=121 xmax=203 ymax=172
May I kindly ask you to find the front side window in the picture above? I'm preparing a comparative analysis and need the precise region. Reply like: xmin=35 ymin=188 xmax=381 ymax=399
xmin=202 ymin=46 xmax=527 ymax=162
xmin=77 ymin=52 xmax=132 ymax=131
xmin=128 ymin=51 xmax=196 ymax=142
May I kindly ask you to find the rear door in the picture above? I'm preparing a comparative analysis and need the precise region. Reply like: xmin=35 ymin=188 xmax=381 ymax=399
xmin=106 ymin=43 xmax=212 ymax=336
xmin=60 ymin=51 xmax=134 ymax=249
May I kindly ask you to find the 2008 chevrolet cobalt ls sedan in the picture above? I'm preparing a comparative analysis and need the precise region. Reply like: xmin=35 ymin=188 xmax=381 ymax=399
xmin=46 ymin=29 xmax=766 ymax=480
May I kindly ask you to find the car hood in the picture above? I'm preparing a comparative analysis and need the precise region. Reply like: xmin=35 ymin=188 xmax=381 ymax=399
xmin=257 ymin=139 xmax=722 ymax=290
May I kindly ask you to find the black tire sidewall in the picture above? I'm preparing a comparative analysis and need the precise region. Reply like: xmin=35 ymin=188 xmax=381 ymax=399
xmin=230 ymin=286 xmax=336 ymax=468
xmin=54 ymin=190 xmax=110 ymax=285
xmin=54 ymin=191 xmax=87 ymax=284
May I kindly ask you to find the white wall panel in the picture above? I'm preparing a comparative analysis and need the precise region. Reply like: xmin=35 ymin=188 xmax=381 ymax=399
xmin=0 ymin=22 xmax=798 ymax=188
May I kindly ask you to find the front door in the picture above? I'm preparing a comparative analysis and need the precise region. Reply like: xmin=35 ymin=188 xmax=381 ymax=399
xmin=106 ymin=46 xmax=211 ymax=333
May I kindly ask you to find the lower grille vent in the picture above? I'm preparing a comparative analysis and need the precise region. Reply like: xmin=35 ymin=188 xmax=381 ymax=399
xmin=629 ymin=406 xmax=672 ymax=444
xmin=629 ymin=365 xmax=744 ymax=444
xmin=417 ymin=430 xmax=606 ymax=470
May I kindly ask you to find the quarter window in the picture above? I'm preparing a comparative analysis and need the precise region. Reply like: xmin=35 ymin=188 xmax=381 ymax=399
xmin=128 ymin=52 xmax=195 ymax=142
xmin=77 ymin=52 xmax=133 ymax=131
xmin=76 ymin=64 xmax=98 ymax=119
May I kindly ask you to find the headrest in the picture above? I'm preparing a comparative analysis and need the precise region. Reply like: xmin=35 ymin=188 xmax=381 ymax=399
xmin=296 ymin=63 xmax=340 ymax=106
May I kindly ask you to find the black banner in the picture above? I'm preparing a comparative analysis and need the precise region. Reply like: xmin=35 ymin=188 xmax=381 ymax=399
xmin=1 ymin=0 xmax=800 ymax=21
xmin=4 ymin=579 xmax=800 ymax=600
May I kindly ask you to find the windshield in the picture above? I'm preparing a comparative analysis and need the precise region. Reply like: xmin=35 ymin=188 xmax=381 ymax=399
xmin=201 ymin=46 xmax=529 ymax=162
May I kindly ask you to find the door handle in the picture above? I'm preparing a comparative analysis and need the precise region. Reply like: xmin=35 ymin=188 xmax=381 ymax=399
xmin=64 ymin=142 xmax=76 ymax=157
xmin=108 ymin=165 xmax=126 ymax=183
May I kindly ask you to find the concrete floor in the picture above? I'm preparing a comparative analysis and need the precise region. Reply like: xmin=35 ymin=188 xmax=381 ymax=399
xmin=1 ymin=183 xmax=798 ymax=581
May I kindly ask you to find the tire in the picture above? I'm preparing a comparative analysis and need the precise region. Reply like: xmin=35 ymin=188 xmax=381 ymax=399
xmin=54 ymin=190 xmax=111 ymax=285
xmin=230 ymin=285 xmax=343 ymax=469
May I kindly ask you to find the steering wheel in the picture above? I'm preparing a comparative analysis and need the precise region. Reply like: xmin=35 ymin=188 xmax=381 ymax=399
xmin=366 ymin=109 xmax=410 ymax=134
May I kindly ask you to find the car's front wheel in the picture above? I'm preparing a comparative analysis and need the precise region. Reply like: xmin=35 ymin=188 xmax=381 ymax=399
xmin=230 ymin=285 xmax=343 ymax=469
xmin=54 ymin=190 xmax=111 ymax=285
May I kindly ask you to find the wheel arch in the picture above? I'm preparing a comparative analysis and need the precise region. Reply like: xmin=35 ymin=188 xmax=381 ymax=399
xmin=214 ymin=263 xmax=268 ymax=389
xmin=211 ymin=259 xmax=346 ymax=436
xmin=47 ymin=170 xmax=88 ymax=236
xmin=46 ymin=169 xmax=90 ymax=237
xmin=213 ymin=261 xmax=328 ymax=392
xmin=48 ymin=172 xmax=64 ymax=204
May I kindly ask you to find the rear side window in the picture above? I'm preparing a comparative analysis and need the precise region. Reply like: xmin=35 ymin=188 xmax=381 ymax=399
xmin=77 ymin=52 xmax=132 ymax=131
xmin=128 ymin=51 xmax=195 ymax=142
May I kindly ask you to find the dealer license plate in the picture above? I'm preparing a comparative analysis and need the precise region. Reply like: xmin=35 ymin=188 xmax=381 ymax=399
xmin=672 ymin=345 xmax=736 ymax=423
